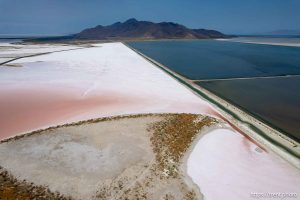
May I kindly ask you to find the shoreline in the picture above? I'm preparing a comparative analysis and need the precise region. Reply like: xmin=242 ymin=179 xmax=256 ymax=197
xmin=183 ymin=125 xmax=300 ymax=200
xmin=124 ymin=42 xmax=300 ymax=168
xmin=0 ymin=113 xmax=198 ymax=143
xmin=0 ymin=85 xmax=148 ymax=140
xmin=216 ymin=38 xmax=300 ymax=47
xmin=180 ymin=124 xmax=227 ymax=199
xmin=1 ymin=112 xmax=299 ymax=199
xmin=0 ymin=42 xmax=219 ymax=140
xmin=1 ymin=41 xmax=299 ymax=199
xmin=0 ymin=113 xmax=218 ymax=199
xmin=198 ymin=82 xmax=299 ymax=142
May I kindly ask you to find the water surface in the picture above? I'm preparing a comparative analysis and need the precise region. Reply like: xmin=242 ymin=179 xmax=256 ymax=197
xmin=128 ymin=40 xmax=300 ymax=80
xmin=0 ymin=39 xmax=22 ymax=44
xmin=198 ymin=77 xmax=300 ymax=141
xmin=127 ymin=40 xmax=300 ymax=141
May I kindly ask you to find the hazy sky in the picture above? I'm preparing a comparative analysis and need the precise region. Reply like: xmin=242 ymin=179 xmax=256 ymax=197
xmin=0 ymin=0 xmax=299 ymax=35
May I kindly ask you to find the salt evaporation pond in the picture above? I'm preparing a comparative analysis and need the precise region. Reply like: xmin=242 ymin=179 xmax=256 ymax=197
xmin=127 ymin=40 xmax=300 ymax=141
xmin=128 ymin=40 xmax=300 ymax=80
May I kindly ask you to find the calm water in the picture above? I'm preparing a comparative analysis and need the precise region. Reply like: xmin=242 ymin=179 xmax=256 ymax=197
xmin=127 ymin=40 xmax=300 ymax=141
xmin=225 ymin=36 xmax=300 ymax=46
xmin=198 ymin=77 xmax=300 ymax=141
xmin=128 ymin=40 xmax=300 ymax=80
xmin=0 ymin=39 xmax=22 ymax=43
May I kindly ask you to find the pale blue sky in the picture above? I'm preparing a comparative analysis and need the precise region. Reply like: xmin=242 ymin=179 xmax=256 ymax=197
xmin=0 ymin=0 xmax=299 ymax=35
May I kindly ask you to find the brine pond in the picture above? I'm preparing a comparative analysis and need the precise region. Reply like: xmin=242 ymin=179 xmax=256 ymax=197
xmin=127 ymin=40 xmax=300 ymax=141
xmin=198 ymin=77 xmax=300 ymax=141
xmin=128 ymin=40 xmax=300 ymax=80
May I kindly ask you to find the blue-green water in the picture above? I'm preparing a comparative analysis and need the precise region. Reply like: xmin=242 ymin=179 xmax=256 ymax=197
xmin=128 ymin=40 xmax=300 ymax=80
xmin=127 ymin=40 xmax=300 ymax=141
xmin=198 ymin=77 xmax=300 ymax=141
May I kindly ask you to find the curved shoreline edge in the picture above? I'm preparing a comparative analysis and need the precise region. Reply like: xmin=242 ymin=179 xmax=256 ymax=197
xmin=180 ymin=124 xmax=227 ymax=199
xmin=123 ymin=42 xmax=300 ymax=169
xmin=0 ymin=113 xmax=219 ymax=200
xmin=0 ymin=113 xmax=168 ymax=143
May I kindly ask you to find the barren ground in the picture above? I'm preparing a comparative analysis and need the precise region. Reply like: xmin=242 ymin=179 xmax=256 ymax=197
xmin=0 ymin=113 xmax=217 ymax=200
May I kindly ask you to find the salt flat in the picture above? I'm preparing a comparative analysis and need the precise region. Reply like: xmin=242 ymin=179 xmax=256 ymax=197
xmin=0 ymin=42 xmax=299 ymax=200
xmin=0 ymin=114 xmax=211 ymax=200
xmin=0 ymin=42 xmax=215 ymax=139
xmin=188 ymin=129 xmax=300 ymax=200
xmin=0 ymin=42 xmax=82 ymax=62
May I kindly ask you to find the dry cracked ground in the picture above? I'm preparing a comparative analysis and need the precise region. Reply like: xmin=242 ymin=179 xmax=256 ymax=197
xmin=0 ymin=113 xmax=219 ymax=200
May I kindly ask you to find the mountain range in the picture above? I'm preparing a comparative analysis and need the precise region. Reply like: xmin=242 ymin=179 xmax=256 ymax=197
xmin=75 ymin=18 xmax=228 ymax=40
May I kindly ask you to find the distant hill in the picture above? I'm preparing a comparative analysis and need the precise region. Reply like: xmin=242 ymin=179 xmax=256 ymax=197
xmin=75 ymin=18 xmax=228 ymax=40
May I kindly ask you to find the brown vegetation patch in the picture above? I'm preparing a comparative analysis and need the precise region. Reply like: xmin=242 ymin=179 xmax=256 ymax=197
xmin=93 ymin=113 xmax=217 ymax=199
xmin=148 ymin=114 xmax=217 ymax=178
xmin=0 ymin=113 xmax=219 ymax=199
xmin=0 ymin=113 xmax=167 ymax=143
xmin=0 ymin=167 xmax=72 ymax=200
